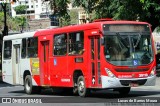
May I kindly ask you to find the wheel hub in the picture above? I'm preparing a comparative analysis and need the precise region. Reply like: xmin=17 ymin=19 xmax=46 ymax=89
xmin=79 ymin=81 xmax=84 ymax=92
xmin=26 ymin=79 xmax=30 ymax=91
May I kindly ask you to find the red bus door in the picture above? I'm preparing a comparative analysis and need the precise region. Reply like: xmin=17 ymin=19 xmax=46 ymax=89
xmin=89 ymin=36 xmax=101 ymax=87
xmin=40 ymin=41 xmax=50 ymax=85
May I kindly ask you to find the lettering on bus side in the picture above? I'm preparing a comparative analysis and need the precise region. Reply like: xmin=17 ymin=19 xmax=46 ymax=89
xmin=61 ymin=79 xmax=70 ymax=82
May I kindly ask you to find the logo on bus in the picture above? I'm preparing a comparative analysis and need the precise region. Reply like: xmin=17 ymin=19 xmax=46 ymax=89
xmin=54 ymin=59 xmax=57 ymax=66
xmin=133 ymin=59 xmax=138 ymax=66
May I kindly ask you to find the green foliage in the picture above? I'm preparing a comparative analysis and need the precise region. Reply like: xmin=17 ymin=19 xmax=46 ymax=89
xmin=14 ymin=16 xmax=26 ymax=26
xmin=13 ymin=16 xmax=26 ymax=31
xmin=59 ymin=13 xmax=71 ymax=26
xmin=14 ymin=5 xmax=27 ymax=14
xmin=0 ymin=12 xmax=4 ymax=30
xmin=47 ymin=0 xmax=71 ymax=26
xmin=72 ymin=0 xmax=97 ymax=14
xmin=0 ymin=12 xmax=26 ymax=32
xmin=73 ymin=0 xmax=160 ymax=31
xmin=70 ymin=9 xmax=79 ymax=24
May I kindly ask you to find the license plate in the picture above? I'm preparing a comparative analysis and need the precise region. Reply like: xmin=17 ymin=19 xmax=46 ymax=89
xmin=130 ymin=83 xmax=138 ymax=87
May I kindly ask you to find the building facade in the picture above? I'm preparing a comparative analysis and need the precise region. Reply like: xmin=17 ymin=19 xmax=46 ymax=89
xmin=11 ymin=0 xmax=51 ymax=19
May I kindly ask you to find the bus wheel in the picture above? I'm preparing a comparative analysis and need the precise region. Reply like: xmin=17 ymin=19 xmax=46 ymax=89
xmin=118 ymin=87 xmax=131 ymax=96
xmin=77 ymin=76 xmax=90 ymax=97
xmin=24 ymin=75 xmax=34 ymax=94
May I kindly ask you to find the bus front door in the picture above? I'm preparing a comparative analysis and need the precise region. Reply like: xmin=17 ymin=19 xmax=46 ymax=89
xmin=40 ymin=41 xmax=50 ymax=86
xmin=13 ymin=44 xmax=21 ymax=84
xmin=89 ymin=36 xmax=101 ymax=87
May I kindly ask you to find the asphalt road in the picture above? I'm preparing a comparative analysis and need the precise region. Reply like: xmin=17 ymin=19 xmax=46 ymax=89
xmin=0 ymin=77 xmax=160 ymax=106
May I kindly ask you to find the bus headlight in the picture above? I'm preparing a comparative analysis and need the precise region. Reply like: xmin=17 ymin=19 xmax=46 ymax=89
xmin=105 ymin=68 xmax=116 ymax=78
xmin=149 ymin=67 xmax=156 ymax=77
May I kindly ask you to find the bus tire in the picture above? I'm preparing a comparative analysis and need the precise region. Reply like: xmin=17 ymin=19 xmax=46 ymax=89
xmin=118 ymin=87 xmax=131 ymax=96
xmin=24 ymin=75 xmax=34 ymax=94
xmin=77 ymin=76 xmax=90 ymax=97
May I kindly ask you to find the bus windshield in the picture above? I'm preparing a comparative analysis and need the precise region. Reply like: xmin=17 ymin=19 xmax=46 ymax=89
xmin=104 ymin=32 xmax=153 ymax=66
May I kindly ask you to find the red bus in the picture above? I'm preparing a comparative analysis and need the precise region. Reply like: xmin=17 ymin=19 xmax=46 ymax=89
xmin=2 ymin=20 xmax=156 ymax=97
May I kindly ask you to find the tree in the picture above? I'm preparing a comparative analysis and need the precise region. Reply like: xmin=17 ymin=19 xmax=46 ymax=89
xmin=70 ymin=9 xmax=79 ymax=25
xmin=73 ymin=0 xmax=160 ymax=31
xmin=44 ymin=0 xmax=71 ymax=26
xmin=0 ymin=12 xmax=19 ymax=31
xmin=14 ymin=5 xmax=27 ymax=14
xmin=1 ymin=3 xmax=8 ymax=36
xmin=13 ymin=16 xmax=26 ymax=32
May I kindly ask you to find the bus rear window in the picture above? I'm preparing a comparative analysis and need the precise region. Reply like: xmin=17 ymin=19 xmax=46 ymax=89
xmin=3 ymin=40 xmax=12 ymax=59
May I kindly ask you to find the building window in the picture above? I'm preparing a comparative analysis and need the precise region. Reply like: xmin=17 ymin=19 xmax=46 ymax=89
xmin=68 ymin=31 xmax=84 ymax=55
xmin=54 ymin=34 xmax=67 ymax=56
xmin=27 ymin=37 xmax=38 ymax=58
xmin=3 ymin=40 xmax=12 ymax=59
xmin=36 ymin=5 xmax=38 ymax=8
xmin=31 ymin=5 xmax=33 ymax=8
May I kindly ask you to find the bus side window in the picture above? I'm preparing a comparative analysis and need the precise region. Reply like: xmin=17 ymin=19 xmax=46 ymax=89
xmin=53 ymin=34 xmax=67 ymax=56
xmin=21 ymin=38 xmax=26 ymax=58
xmin=3 ymin=40 xmax=12 ymax=59
xmin=68 ymin=31 xmax=84 ymax=55
xmin=27 ymin=37 xmax=38 ymax=58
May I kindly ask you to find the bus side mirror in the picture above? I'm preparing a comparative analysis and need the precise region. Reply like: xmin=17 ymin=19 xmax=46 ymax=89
xmin=101 ymin=37 xmax=104 ymax=45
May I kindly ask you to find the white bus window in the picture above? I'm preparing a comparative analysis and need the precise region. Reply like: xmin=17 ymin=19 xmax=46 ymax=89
xmin=27 ymin=37 xmax=38 ymax=58
xmin=21 ymin=38 xmax=27 ymax=58
xmin=3 ymin=40 xmax=12 ymax=59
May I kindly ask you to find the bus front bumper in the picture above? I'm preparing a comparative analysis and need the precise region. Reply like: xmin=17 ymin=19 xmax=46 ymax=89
xmin=101 ymin=75 xmax=156 ymax=88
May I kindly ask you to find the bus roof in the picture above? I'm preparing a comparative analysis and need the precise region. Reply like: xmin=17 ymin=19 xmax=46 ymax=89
xmin=3 ymin=31 xmax=35 ymax=41
xmin=34 ymin=20 xmax=149 ymax=36
xmin=3 ymin=20 xmax=150 ymax=41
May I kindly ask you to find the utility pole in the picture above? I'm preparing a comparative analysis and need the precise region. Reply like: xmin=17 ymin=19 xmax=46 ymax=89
xmin=0 ymin=3 xmax=8 ymax=77
xmin=1 ymin=3 xmax=8 ymax=36
xmin=25 ymin=0 xmax=28 ymax=31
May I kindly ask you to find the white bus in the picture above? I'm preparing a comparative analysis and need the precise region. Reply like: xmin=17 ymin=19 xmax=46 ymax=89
xmin=2 ymin=32 xmax=39 ymax=88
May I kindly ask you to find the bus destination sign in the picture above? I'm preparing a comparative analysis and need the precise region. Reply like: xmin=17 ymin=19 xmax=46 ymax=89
xmin=103 ymin=24 xmax=150 ymax=32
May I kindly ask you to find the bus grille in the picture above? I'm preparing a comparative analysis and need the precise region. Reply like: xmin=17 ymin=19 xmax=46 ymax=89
xmin=120 ymin=79 xmax=147 ymax=86
xmin=115 ymin=68 xmax=149 ymax=72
